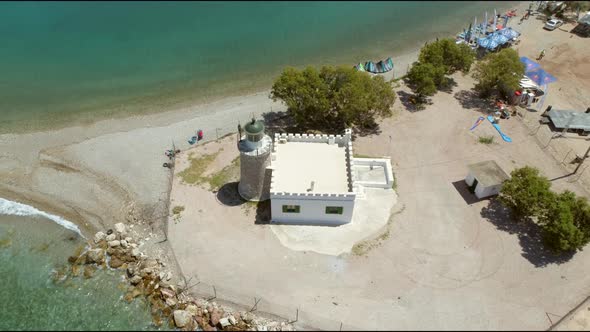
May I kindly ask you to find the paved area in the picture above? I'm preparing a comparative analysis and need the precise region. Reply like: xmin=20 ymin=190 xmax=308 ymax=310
xmin=168 ymin=72 xmax=590 ymax=330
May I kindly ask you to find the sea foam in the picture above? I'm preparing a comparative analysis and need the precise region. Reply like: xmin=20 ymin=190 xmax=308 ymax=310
xmin=0 ymin=197 xmax=83 ymax=236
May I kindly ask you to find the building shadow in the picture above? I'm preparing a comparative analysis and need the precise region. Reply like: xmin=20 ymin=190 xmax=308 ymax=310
xmin=254 ymin=200 xmax=271 ymax=225
xmin=216 ymin=182 xmax=247 ymax=207
xmin=451 ymin=180 xmax=486 ymax=205
xmin=480 ymin=199 xmax=575 ymax=268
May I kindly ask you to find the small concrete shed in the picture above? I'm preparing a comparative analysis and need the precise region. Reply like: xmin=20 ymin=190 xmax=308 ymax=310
xmin=465 ymin=160 xmax=510 ymax=199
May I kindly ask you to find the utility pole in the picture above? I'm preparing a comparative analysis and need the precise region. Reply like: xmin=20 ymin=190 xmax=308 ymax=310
xmin=573 ymin=144 xmax=590 ymax=174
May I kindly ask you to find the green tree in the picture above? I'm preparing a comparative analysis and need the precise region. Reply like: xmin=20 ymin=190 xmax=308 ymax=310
xmin=270 ymin=66 xmax=396 ymax=131
xmin=541 ymin=191 xmax=588 ymax=252
xmin=472 ymin=48 xmax=526 ymax=98
xmin=406 ymin=62 xmax=447 ymax=98
xmin=418 ymin=38 xmax=475 ymax=73
xmin=498 ymin=166 xmax=553 ymax=221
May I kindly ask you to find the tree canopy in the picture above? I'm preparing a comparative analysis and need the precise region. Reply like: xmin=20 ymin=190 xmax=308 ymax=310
xmin=498 ymin=166 xmax=590 ymax=253
xmin=270 ymin=66 xmax=396 ymax=131
xmin=472 ymin=48 xmax=526 ymax=98
xmin=406 ymin=38 xmax=475 ymax=99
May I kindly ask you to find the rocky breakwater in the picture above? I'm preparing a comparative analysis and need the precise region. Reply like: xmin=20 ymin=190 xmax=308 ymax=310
xmin=67 ymin=222 xmax=295 ymax=331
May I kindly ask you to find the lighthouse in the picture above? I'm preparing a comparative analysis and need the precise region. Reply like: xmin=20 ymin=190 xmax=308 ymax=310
xmin=237 ymin=118 xmax=272 ymax=201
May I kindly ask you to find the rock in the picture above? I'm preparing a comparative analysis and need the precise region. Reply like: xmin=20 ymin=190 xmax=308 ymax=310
xmin=160 ymin=287 xmax=176 ymax=298
xmin=114 ymin=222 xmax=126 ymax=234
xmin=125 ymin=237 xmax=132 ymax=243
xmin=85 ymin=249 xmax=105 ymax=264
xmin=127 ymin=265 xmax=136 ymax=276
xmin=106 ymin=229 xmax=113 ymax=235
xmin=219 ymin=317 xmax=231 ymax=328
xmin=228 ymin=316 xmax=237 ymax=325
xmin=186 ymin=304 xmax=199 ymax=316
xmin=130 ymin=243 xmax=138 ymax=249
xmin=166 ymin=271 xmax=173 ymax=281
xmin=93 ymin=231 xmax=106 ymax=243
xmin=120 ymin=240 xmax=128 ymax=248
xmin=159 ymin=280 xmax=172 ymax=288
xmin=108 ymin=240 xmax=120 ymax=248
xmin=159 ymin=272 xmax=166 ymax=280
xmin=129 ymin=275 xmax=142 ymax=285
xmin=256 ymin=326 xmax=268 ymax=332
xmin=131 ymin=248 xmax=140 ymax=257
xmin=105 ymin=234 xmax=117 ymax=242
xmin=165 ymin=297 xmax=177 ymax=306
xmin=173 ymin=310 xmax=192 ymax=328
xmin=241 ymin=312 xmax=254 ymax=323
xmin=210 ymin=308 xmax=222 ymax=326
xmin=109 ymin=256 xmax=124 ymax=268
xmin=83 ymin=265 xmax=96 ymax=279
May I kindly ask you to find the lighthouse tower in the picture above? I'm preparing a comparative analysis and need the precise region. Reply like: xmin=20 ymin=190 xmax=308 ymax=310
xmin=237 ymin=118 xmax=272 ymax=201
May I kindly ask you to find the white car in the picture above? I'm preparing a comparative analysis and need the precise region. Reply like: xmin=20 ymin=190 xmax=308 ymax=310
xmin=544 ymin=19 xmax=563 ymax=30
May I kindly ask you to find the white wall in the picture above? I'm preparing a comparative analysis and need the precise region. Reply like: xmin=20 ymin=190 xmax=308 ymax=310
xmin=353 ymin=158 xmax=394 ymax=189
xmin=475 ymin=183 xmax=502 ymax=199
xmin=271 ymin=197 xmax=355 ymax=226
xmin=465 ymin=173 xmax=475 ymax=186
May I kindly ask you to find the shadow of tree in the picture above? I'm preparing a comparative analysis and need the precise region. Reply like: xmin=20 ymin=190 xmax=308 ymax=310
xmin=454 ymin=89 xmax=495 ymax=114
xmin=261 ymin=110 xmax=298 ymax=136
xmin=439 ymin=77 xmax=458 ymax=94
xmin=396 ymin=90 xmax=428 ymax=113
xmin=480 ymin=199 xmax=575 ymax=268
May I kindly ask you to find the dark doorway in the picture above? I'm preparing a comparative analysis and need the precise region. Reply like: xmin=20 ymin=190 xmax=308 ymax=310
xmin=468 ymin=178 xmax=478 ymax=194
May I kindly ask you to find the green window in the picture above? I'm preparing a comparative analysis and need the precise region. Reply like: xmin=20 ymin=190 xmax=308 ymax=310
xmin=282 ymin=205 xmax=300 ymax=213
xmin=325 ymin=206 xmax=343 ymax=215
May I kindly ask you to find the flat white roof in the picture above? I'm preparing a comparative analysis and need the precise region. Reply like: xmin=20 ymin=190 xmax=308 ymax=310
xmin=272 ymin=141 xmax=349 ymax=193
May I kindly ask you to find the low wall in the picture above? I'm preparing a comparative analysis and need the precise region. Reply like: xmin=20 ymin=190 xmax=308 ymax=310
xmin=352 ymin=158 xmax=394 ymax=189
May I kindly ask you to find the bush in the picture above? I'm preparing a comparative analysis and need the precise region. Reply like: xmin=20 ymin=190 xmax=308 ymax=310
xmin=498 ymin=166 xmax=552 ymax=221
xmin=478 ymin=136 xmax=494 ymax=144
xmin=541 ymin=191 xmax=590 ymax=252
xmin=270 ymin=66 xmax=396 ymax=132
xmin=473 ymin=48 xmax=526 ymax=99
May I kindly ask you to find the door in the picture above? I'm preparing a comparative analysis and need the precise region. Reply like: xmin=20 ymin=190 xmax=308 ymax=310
xmin=468 ymin=178 xmax=478 ymax=194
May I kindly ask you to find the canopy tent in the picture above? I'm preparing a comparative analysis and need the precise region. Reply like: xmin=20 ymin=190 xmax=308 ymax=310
xmin=498 ymin=27 xmax=520 ymax=39
xmin=520 ymin=56 xmax=540 ymax=71
xmin=489 ymin=32 xmax=509 ymax=44
xmin=525 ymin=68 xmax=557 ymax=86
xmin=478 ymin=37 xmax=499 ymax=50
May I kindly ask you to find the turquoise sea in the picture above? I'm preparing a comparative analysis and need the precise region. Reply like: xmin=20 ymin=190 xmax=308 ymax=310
xmin=0 ymin=1 xmax=519 ymax=133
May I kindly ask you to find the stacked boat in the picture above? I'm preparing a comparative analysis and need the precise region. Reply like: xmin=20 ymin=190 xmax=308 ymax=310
xmin=354 ymin=57 xmax=394 ymax=74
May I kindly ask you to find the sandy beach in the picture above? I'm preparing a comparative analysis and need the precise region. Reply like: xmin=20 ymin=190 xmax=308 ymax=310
xmin=3 ymin=0 xmax=590 ymax=329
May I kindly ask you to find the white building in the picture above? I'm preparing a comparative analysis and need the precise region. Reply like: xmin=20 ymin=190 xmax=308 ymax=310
xmin=465 ymin=160 xmax=510 ymax=199
xmin=268 ymin=128 xmax=394 ymax=226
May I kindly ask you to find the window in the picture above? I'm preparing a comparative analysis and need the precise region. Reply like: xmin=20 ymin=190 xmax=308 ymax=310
xmin=247 ymin=133 xmax=261 ymax=142
xmin=282 ymin=205 xmax=300 ymax=213
xmin=325 ymin=206 xmax=343 ymax=215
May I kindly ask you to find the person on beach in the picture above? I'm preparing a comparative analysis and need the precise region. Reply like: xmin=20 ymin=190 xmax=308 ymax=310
xmin=538 ymin=49 xmax=546 ymax=60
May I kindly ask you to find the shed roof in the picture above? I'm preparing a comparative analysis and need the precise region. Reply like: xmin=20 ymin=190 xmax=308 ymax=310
xmin=547 ymin=109 xmax=590 ymax=131
xmin=467 ymin=160 xmax=510 ymax=187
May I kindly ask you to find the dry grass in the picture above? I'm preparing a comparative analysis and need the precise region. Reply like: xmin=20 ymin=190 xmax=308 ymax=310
xmin=178 ymin=152 xmax=220 ymax=185
xmin=478 ymin=136 xmax=494 ymax=144
xmin=207 ymin=157 xmax=240 ymax=191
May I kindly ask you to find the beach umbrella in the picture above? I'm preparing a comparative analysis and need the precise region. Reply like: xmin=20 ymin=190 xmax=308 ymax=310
xmin=490 ymin=32 xmax=509 ymax=45
xmin=520 ymin=56 xmax=540 ymax=71
xmin=525 ymin=68 xmax=557 ymax=86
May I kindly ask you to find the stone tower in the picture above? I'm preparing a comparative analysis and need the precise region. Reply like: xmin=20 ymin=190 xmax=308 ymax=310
xmin=237 ymin=118 xmax=272 ymax=201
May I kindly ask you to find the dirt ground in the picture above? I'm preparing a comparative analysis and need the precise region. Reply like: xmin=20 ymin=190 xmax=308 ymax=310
xmin=166 ymin=10 xmax=590 ymax=331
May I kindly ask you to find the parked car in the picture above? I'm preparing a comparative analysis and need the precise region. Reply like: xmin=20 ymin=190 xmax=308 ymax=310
xmin=544 ymin=19 xmax=563 ymax=30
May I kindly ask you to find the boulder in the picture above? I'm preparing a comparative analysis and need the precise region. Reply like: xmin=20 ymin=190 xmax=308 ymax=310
xmin=125 ymin=237 xmax=132 ymax=243
xmin=165 ymin=297 xmax=178 ymax=307
xmin=186 ymin=304 xmax=200 ymax=316
xmin=228 ymin=316 xmax=237 ymax=325
xmin=93 ymin=231 xmax=106 ymax=243
xmin=120 ymin=240 xmax=128 ymax=248
xmin=160 ymin=287 xmax=176 ymax=298
xmin=173 ymin=310 xmax=192 ymax=328
xmin=131 ymin=248 xmax=140 ymax=257
xmin=85 ymin=249 xmax=105 ymax=265
xmin=241 ymin=312 xmax=254 ymax=323
xmin=114 ymin=222 xmax=126 ymax=234
xmin=108 ymin=240 xmax=120 ymax=248
xmin=109 ymin=256 xmax=124 ymax=269
xmin=129 ymin=275 xmax=142 ymax=285
xmin=105 ymin=234 xmax=117 ymax=242
xmin=219 ymin=317 xmax=231 ymax=328
xmin=210 ymin=308 xmax=222 ymax=326
xmin=83 ymin=265 xmax=96 ymax=279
